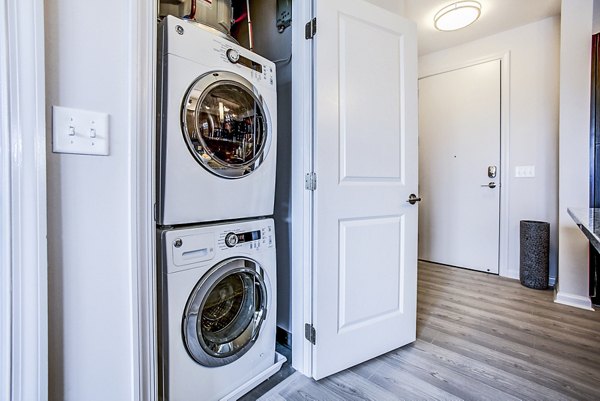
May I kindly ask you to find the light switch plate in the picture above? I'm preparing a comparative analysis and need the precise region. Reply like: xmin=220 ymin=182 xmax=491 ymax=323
xmin=52 ymin=106 xmax=109 ymax=156
xmin=515 ymin=165 xmax=535 ymax=178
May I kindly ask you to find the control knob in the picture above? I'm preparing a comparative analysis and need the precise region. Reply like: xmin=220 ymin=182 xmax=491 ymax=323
xmin=225 ymin=232 xmax=239 ymax=247
xmin=226 ymin=49 xmax=240 ymax=64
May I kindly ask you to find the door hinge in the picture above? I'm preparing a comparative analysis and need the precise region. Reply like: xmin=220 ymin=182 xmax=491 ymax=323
xmin=305 ymin=17 xmax=317 ymax=39
xmin=305 ymin=323 xmax=316 ymax=345
xmin=305 ymin=172 xmax=317 ymax=191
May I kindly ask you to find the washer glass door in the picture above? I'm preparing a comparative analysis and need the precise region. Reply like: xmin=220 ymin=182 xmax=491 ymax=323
xmin=182 ymin=71 xmax=270 ymax=178
xmin=183 ymin=258 xmax=268 ymax=367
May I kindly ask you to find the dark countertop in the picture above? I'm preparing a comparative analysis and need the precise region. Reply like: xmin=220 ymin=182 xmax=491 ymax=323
xmin=567 ymin=208 xmax=600 ymax=252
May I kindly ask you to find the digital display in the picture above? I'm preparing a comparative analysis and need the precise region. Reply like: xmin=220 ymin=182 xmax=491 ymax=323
xmin=236 ymin=230 xmax=261 ymax=243
xmin=238 ymin=55 xmax=263 ymax=73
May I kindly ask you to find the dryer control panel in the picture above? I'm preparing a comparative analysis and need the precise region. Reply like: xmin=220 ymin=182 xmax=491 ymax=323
xmin=218 ymin=223 xmax=274 ymax=251
xmin=214 ymin=41 xmax=275 ymax=87
xmin=162 ymin=16 xmax=276 ymax=89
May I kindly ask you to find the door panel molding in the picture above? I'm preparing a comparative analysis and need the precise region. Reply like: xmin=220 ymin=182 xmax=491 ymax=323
xmin=338 ymin=215 xmax=405 ymax=333
xmin=418 ymin=52 xmax=511 ymax=279
xmin=338 ymin=13 xmax=404 ymax=182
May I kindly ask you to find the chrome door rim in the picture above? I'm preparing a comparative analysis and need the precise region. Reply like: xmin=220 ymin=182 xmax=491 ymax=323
xmin=183 ymin=257 xmax=268 ymax=367
xmin=180 ymin=71 xmax=272 ymax=179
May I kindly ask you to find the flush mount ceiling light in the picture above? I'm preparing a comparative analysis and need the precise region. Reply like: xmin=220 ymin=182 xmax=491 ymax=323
xmin=434 ymin=1 xmax=482 ymax=31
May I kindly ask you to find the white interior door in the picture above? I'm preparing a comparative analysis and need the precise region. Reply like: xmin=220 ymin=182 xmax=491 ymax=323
xmin=311 ymin=0 xmax=418 ymax=380
xmin=418 ymin=60 xmax=501 ymax=274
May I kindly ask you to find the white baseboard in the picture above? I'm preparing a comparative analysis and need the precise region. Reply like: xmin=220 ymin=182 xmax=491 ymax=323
xmin=504 ymin=269 xmax=519 ymax=280
xmin=554 ymin=289 xmax=594 ymax=311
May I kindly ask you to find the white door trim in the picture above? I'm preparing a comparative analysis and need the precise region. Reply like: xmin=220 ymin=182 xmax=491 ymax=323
xmin=0 ymin=0 xmax=48 ymax=400
xmin=290 ymin=0 xmax=314 ymax=376
xmin=419 ymin=52 xmax=512 ymax=279
xmin=0 ymin=2 xmax=11 ymax=395
xmin=129 ymin=1 xmax=157 ymax=400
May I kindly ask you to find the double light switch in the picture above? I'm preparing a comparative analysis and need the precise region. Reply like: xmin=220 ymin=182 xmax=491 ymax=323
xmin=52 ymin=106 xmax=110 ymax=156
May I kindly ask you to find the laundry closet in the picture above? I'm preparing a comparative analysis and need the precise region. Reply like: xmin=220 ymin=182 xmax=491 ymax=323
xmin=154 ymin=0 xmax=418 ymax=398
xmin=155 ymin=1 xmax=293 ymax=399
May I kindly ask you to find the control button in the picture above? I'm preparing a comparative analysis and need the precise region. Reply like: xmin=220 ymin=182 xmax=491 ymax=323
xmin=173 ymin=238 xmax=183 ymax=248
xmin=226 ymin=49 xmax=240 ymax=64
xmin=225 ymin=232 xmax=238 ymax=247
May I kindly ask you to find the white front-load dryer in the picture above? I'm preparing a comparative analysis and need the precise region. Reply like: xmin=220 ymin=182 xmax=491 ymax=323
xmin=157 ymin=218 xmax=277 ymax=401
xmin=157 ymin=16 xmax=277 ymax=226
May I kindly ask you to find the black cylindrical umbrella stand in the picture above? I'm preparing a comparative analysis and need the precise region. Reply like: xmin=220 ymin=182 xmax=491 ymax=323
xmin=520 ymin=220 xmax=550 ymax=289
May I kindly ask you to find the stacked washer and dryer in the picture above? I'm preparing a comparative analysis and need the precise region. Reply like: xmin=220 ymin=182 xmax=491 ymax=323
xmin=156 ymin=10 xmax=283 ymax=401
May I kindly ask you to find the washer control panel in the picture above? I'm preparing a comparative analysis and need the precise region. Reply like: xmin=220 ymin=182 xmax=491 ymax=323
xmin=218 ymin=223 xmax=274 ymax=250
xmin=170 ymin=233 xmax=216 ymax=267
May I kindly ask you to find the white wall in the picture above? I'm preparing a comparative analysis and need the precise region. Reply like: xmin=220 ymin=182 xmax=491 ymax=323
xmin=365 ymin=0 xmax=405 ymax=16
xmin=556 ymin=0 xmax=594 ymax=310
xmin=594 ymin=0 xmax=600 ymax=34
xmin=419 ymin=17 xmax=561 ymax=282
xmin=45 ymin=0 xmax=136 ymax=399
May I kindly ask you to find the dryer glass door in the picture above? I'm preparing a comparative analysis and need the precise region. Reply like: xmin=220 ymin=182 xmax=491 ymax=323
xmin=183 ymin=258 xmax=268 ymax=367
xmin=182 ymin=72 xmax=270 ymax=179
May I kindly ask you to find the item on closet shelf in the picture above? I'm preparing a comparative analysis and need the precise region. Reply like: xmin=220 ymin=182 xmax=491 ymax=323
xmin=159 ymin=0 xmax=233 ymax=38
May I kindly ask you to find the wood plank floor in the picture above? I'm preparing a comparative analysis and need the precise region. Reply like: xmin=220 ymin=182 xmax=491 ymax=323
xmin=258 ymin=261 xmax=600 ymax=401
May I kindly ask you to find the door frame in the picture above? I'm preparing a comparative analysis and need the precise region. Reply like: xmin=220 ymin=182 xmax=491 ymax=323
xmin=0 ymin=0 xmax=48 ymax=400
xmin=290 ymin=0 xmax=314 ymax=376
xmin=129 ymin=0 xmax=157 ymax=400
xmin=419 ymin=52 xmax=511 ymax=278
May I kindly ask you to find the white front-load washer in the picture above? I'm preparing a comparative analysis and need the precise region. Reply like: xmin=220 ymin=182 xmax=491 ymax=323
xmin=157 ymin=15 xmax=277 ymax=226
xmin=157 ymin=218 xmax=277 ymax=401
